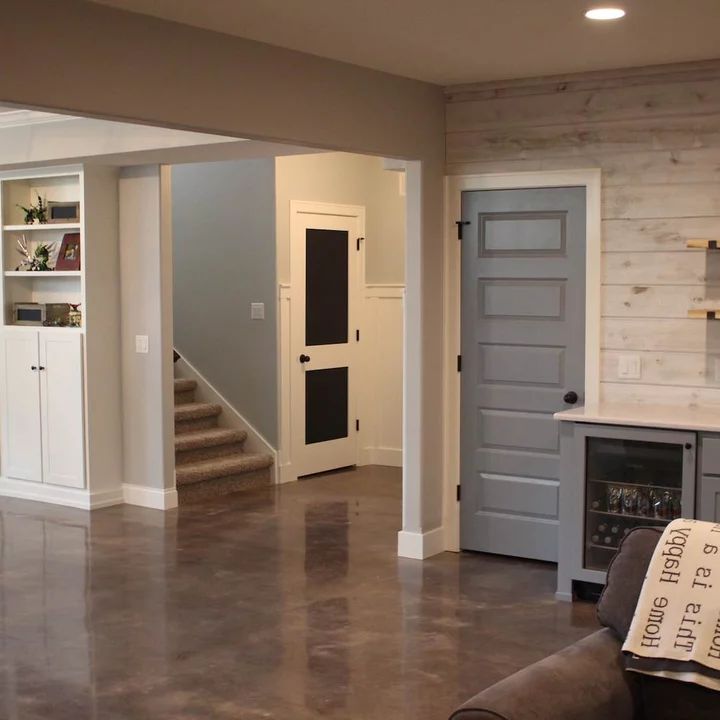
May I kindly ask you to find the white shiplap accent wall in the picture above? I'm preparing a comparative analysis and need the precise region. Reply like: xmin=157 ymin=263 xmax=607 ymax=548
xmin=446 ymin=60 xmax=720 ymax=409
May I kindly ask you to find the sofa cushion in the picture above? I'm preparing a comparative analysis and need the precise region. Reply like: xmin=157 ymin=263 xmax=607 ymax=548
xmin=640 ymin=675 xmax=720 ymax=719
xmin=597 ymin=526 xmax=662 ymax=640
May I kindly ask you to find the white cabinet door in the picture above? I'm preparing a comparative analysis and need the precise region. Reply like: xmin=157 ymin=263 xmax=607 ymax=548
xmin=0 ymin=332 xmax=43 ymax=482
xmin=39 ymin=332 xmax=85 ymax=488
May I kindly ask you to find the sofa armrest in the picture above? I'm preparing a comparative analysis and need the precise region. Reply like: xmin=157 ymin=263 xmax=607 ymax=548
xmin=450 ymin=629 xmax=638 ymax=720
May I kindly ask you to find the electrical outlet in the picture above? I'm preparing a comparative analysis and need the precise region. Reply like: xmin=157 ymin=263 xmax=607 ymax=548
xmin=250 ymin=302 xmax=265 ymax=320
xmin=617 ymin=354 xmax=641 ymax=380
xmin=135 ymin=335 xmax=149 ymax=354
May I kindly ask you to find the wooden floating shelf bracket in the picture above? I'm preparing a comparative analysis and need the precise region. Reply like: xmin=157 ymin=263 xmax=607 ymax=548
xmin=688 ymin=309 xmax=720 ymax=320
xmin=687 ymin=239 xmax=720 ymax=250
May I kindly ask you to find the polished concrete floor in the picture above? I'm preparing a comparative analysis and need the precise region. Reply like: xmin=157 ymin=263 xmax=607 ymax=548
xmin=0 ymin=466 xmax=598 ymax=719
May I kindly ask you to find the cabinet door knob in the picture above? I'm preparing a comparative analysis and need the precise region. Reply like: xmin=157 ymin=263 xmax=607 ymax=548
xmin=563 ymin=390 xmax=579 ymax=404
xmin=38 ymin=366 xmax=45 ymax=371
xmin=30 ymin=365 xmax=37 ymax=371
xmin=299 ymin=354 xmax=311 ymax=364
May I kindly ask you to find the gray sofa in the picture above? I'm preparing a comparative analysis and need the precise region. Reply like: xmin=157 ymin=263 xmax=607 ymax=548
xmin=450 ymin=527 xmax=719 ymax=719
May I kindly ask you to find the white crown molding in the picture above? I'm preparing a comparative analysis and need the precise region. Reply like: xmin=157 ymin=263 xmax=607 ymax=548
xmin=0 ymin=109 xmax=73 ymax=129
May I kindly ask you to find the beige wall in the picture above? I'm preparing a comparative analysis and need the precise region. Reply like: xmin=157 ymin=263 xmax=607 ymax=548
xmin=276 ymin=152 xmax=405 ymax=285
xmin=0 ymin=0 xmax=445 ymax=536
xmin=447 ymin=60 xmax=720 ymax=409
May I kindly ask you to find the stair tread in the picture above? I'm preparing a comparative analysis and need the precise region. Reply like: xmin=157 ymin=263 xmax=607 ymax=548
xmin=174 ymin=378 xmax=197 ymax=393
xmin=175 ymin=427 xmax=247 ymax=451
xmin=174 ymin=402 xmax=222 ymax=421
xmin=176 ymin=453 xmax=273 ymax=486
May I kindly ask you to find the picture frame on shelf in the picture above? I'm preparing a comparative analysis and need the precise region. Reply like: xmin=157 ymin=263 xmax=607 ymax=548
xmin=47 ymin=201 xmax=80 ymax=224
xmin=55 ymin=232 xmax=81 ymax=271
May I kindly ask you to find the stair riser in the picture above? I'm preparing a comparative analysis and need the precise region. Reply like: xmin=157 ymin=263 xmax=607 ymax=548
xmin=174 ymin=390 xmax=196 ymax=405
xmin=175 ymin=442 xmax=247 ymax=465
xmin=177 ymin=468 xmax=272 ymax=503
xmin=175 ymin=416 xmax=219 ymax=434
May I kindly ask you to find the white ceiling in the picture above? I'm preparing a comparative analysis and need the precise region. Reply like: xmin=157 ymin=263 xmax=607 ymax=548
xmin=89 ymin=0 xmax=720 ymax=85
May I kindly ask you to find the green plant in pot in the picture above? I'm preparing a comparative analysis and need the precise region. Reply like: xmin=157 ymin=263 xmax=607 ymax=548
xmin=17 ymin=204 xmax=36 ymax=224
xmin=16 ymin=193 xmax=48 ymax=225
xmin=16 ymin=236 xmax=55 ymax=271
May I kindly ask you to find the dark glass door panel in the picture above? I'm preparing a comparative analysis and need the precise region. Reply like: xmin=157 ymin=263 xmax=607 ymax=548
xmin=305 ymin=367 xmax=348 ymax=445
xmin=584 ymin=437 xmax=683 ymax=572
xmin=306 ymin=229 xmax=348 ymax=346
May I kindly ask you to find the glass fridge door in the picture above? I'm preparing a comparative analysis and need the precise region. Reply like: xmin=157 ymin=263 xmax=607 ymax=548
xmin=584 ymin=436 xmax=684 ymax=572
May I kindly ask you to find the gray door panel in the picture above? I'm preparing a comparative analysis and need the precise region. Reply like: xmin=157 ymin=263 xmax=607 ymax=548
xmin=460 ymin=187 xmax=586 ymax=562
xmin=477 ymin=449 xmax=560 ymax=480
xmin=476 ymin=385 xmax=564 ymax=413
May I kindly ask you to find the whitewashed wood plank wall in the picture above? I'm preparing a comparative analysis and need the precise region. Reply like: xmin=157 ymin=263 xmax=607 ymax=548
xmin=446 ymin=60 xmax=720 ymax=409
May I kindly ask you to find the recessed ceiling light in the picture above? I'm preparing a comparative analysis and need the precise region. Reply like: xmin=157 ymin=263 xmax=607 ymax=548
xmin=585 ymin=7 xmax=626 ymax=20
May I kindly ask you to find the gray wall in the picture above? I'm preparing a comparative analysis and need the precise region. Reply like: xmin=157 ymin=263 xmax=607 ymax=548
xmin=172 ymin=160 xmax=277 ymax=446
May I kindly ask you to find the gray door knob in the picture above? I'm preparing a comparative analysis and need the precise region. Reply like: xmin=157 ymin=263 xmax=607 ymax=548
xmin=563 ymin=391 xmax=578 ymax=404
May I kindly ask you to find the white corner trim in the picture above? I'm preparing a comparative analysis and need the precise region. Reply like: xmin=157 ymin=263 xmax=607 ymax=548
xmin=0 ymin=476 xmax=124 ymax=510
xmin=174 ymin=354 xmax=278 ymax=481
xmin=277 ymin=462 xmax=296 ymax=485
xmin=397 ymin=527 xmax=446 ymax=560
xmin=443 ymin=169 xmax=602 ymax=555
xmin=123 ymin=483 xmax=178 ymax=510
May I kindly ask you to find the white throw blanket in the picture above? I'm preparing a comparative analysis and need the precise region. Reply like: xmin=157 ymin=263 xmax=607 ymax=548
xmin=622 ymin=519 xmax=720 ymax=691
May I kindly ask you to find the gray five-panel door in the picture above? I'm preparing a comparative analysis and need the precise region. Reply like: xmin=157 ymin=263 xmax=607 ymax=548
xmin=460 ymin=187 xmax=586 ymax=562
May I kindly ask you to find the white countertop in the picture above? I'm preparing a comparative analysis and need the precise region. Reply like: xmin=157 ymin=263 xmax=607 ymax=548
xmin=554 ymin=403 xmax=720 ymax=433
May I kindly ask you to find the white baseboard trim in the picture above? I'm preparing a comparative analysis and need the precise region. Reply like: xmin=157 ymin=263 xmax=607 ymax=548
xmin=123 ymin=483 xmax=178 ymax=510
xmin=397 ymin=526 xmax=446 ymax=560
xmin=0 ymin=476 xmax=124 ymax=510
xmin=555 ymin=591 xmax=573 ymax=603
xmin=278 ymin=462 xmax=297 ymax=484
xmin=174 ymin=354 xmax=277 ymax=481
xmin=360 ymin=447 xmax=402 ymax=467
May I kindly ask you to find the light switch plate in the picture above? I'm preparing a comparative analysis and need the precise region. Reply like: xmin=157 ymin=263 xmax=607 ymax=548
xmin=250 ymin=302 xmax=265 ymax=320
xmin=617 ymin=353 xmax=641 ymax=380
xmin=135 ymin=335 xmax=149 ymax=354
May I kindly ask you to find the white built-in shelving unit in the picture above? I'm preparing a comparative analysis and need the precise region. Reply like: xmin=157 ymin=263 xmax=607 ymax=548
xmin=0 ymin=165 xmax=123 ymax=509
xmin=0 ymin=171 xmax=84 ymax=326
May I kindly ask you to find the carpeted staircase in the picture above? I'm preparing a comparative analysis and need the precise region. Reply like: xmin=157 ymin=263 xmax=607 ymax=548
xmin=174 ymin=377 xmax=274 ymax=502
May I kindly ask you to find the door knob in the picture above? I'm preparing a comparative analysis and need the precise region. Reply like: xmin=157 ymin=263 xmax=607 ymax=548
xmin=31 ymin=365 xmax=37 ymax=371
xmin=299 ymin=354 xmax=311 ymax=364
xmin=563 ymin=391 xmax=579 ymax=404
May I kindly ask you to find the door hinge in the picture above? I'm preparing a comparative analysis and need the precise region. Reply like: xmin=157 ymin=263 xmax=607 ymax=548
xmin=356 ymin=419 xmax=360 ymax=432
xmin=357 ymin=236 xmax=364 ymax=251
xmin=356 ymin=329 xmax=360 ymax=342
xmin=455 ymin=221 xmax=470 ymax=240
xmin=457 ymin=354 xmax=462 ymax=372
xmin=456 ymin=484 xmax=461 ymax=502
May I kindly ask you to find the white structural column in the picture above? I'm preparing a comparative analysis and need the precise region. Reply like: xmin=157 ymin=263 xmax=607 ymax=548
xmin=119 ymin=165 xmax=177 ymax=509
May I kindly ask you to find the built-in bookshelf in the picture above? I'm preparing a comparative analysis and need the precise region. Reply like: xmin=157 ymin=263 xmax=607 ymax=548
xmin=0 ymin=164 xmax=123 ymax=510
xmin=0 ymin=170 xmax=83 ymax=328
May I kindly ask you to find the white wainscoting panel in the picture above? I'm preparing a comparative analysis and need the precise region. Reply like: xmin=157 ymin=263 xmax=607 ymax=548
xmin=360 ymin=285 xmax=404 ymax=467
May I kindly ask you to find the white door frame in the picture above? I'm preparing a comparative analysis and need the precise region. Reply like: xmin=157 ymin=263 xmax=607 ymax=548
xmin=280 ymin=199 xmax=365 ymax=483
xmin=442 ymin=169 xmax=602 ymax=552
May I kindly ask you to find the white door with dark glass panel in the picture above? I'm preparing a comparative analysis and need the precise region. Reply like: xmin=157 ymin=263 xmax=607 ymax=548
xmin=460 ymin=187 xmax=586 ymax=562
xmin=290 ymin=201 xmax=363 ymax=477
